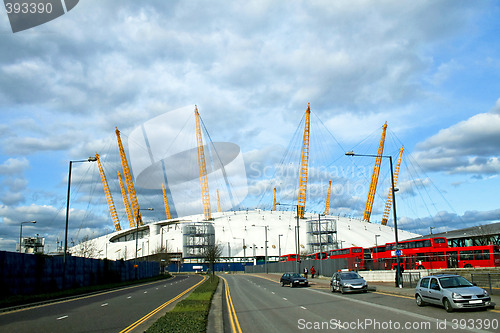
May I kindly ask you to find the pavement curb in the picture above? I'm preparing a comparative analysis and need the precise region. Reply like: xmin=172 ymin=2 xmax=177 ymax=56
xmin=207 ymin=276 xmax=223 ymax=333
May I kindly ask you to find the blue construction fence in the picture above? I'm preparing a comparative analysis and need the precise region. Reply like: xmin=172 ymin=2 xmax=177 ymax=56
xmin=0 ymin=251 xmax=160 ymax=297
xmin=166 ymin=261 xmax=249 ymax=273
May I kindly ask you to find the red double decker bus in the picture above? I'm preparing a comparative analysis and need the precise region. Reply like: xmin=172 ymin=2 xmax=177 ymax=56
xmin=279 ymin=254 xmax=299 ymax=262
xmin=305 ymin=252 xmax=328 ymax=260
xmin=329 ymin=247 xmax=366 ymax=270
xmin=375 ymin=237 xmax=500 ymax=270
xmin=409 ymin=244 xmax=500 ymax=269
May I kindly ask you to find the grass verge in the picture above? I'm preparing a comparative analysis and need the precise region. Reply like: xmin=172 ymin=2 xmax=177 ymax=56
xmin=0 ymin=274 xmax=171 ymax=310
xmin=146 ymin=274 xmax=219 ymax=333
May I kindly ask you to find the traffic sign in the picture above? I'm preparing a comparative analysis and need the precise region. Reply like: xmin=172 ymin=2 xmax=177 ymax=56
xmin=395 ymin=249 xmax=403 ymax=256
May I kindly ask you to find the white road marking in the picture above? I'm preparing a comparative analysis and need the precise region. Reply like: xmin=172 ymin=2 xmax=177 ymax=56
xmin=144 ymin=291 xmax=148 ymax=294
xmin=101 ymin=303 xmax=108 ymax=307
xmin=127 ymin=296 xmax=132 ymax=299
xmin=57 ymin=315 xmax=68 ymax=320
xmin=283 ymin=298 xmax=287 ymax=301
xmin=300 ymin=306 xmax=307 ymax=309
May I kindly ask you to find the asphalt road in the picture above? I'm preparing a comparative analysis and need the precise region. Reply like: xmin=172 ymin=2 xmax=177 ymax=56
xmin=0 ymin=274 xmax=204 ymax=333
xmin=222 ymin=274 xmax=499 ymax=333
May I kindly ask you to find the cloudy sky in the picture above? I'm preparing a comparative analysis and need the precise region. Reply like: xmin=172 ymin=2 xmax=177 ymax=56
xmin=1 ymin=0 xmax=500 ymax=252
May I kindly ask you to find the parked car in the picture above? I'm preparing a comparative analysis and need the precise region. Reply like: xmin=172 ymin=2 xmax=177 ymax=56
xmin=415 ymin=274 xmax=492 ymax=312
xmin=280 ymin=273 xmax=309 ymax=287
xmin=330 ymin=271 xmax=368 ymax=293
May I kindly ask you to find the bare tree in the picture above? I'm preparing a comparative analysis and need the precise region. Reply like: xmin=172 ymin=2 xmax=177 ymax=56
xmin=202 ymin=243 xmax=223 ymax=276
xmin=72 ymin=235 xmax=100 ymax=258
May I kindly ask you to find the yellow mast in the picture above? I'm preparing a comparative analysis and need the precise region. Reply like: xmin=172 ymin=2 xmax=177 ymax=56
xmin=118 ymin=171 xmax=135 ymax=228
xmin=363 ymin=122 xmax=387 ymax=222
xmin=272 ymin=187 xmax=277 ymax=211
xmin=297 ymin=103 xmax=311 ymax=218
xmin=95 ymin=153 xmax=121 ymax=231
xmin=216 ymin=189 xmax=221 ymax=213
xmin=324 ymin=180 xmax=332 ymax=216
xmin=115 ymin=127 xmax=142 ymax=226
xmin=194 ymin=106 xmax=212 ymax=220
xmin=381 ymin=146 xmax=404 ymax=225
xmin=162 ymin=183 xmax=172 ymax=220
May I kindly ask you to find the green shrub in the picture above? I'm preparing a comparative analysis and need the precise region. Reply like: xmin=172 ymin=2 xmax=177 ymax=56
xmin=146 ymin=275 xmax=219 ymax=333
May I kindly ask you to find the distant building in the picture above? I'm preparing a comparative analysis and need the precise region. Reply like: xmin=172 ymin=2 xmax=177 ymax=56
xmin=411 ymin=222 xmax=500 ymax=247
xmin=70 ymin=209 xmax=420 ymax=262
xmin=19 ymin=235 xmax=45 ymax=254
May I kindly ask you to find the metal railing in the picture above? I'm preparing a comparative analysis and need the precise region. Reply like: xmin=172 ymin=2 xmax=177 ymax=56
xmin=471 ymin=273 xmax=500 ymax=295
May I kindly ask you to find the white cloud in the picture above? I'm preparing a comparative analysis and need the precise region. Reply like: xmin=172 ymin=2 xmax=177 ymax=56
xmin=414 ymin=99 xmax=500 ymax=174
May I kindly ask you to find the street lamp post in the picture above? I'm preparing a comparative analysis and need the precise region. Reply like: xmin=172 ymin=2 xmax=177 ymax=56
xmin=64 ymin=157 xmax=97 ymax=264
xmin=318 ymin=214 xmax=324 ymax=277
xmin=233 ymin=237 xmax=246 ymax=262
xmin=135 ymin=208 xmax=154 ymax=279
xmin=277 ymin=203 xmax=301 ymax=274
xmin=278 ymin=234 xmax=283 ymax=258
xmin=429 ymin=227 xmax=435 ymax=235
xmin=252 ymin=225 xmax=268 ymax=274
xmin=19 ymin=221 xmax=36 ymax=253
xmin=374 ymin=234 xmax=380 ymax=263
xmin=346 ymin=151 xmax=401 ymax=287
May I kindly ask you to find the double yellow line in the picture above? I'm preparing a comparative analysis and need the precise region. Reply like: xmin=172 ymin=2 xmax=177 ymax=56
xmin=220 ymin=276 xmax=242 ymax=333
xmin=119 ymin=275 xmax=207 ymax=333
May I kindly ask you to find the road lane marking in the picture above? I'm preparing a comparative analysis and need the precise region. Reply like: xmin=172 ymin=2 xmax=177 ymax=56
xmin=220 ymin=276 xmax=243 ymax=333
xmin=56 ymin=315 xmax=68 ymax=320
xmin=373 ymin=291 xmax=413 ymax=300
xmin=307 ymin=288 xmax=492 ymax=333
xmin=144 ymin=291 xmax=148 ymax=294
xmin=283 ymin=298 xmax=287 ymax=301
xmin=300 ymin=306 xmax=307 ymax=309
xmin=0 ymin=275 xmax=179 ymax=316
xmin=119 ymin=275 xmax=207 ymax=333
xmin=127 ymin=296 xmax=132 ymax=299
xmin=271 ymin=292 xmax=275 ymax=294
xmin=249 ymin=275 xmax=496 ymax=331
xmin=101 ymin=303 xmax=108 ymax=307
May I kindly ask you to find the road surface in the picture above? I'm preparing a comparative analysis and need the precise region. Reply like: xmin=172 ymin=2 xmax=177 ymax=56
xmin=221 ymin=274 xmax=499 ymax=333
xmin=0 ymin=274 xmax=204 ymax=333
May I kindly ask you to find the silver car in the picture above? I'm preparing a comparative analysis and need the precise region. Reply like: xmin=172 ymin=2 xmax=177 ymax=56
xmin=330 ymin=271 xmax=368 ymax=293
xmin=415 ymin=274 xmax=492 ymax=312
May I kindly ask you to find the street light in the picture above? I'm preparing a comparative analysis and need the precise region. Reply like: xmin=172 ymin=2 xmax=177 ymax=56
xmin=276 ymin=203 xmax=301 ymax=274
xmin=19 ymin=220 xmax=36 ymax=253
xmin=233 ymin=237 xmax=246 ymax=261
xmin=346 ymin=150 xmax=401 ymax=287
xmin=429 ymin=227 xmax=435 ymax=235
xmin=135 ymin=208 xmax=154 ymax=260
xmin=252 ymin=224 xmax=268 ymax=274
xmin=318 ymin=214 xmax=325 ymax=277
xmin=374 ymin=234 xmax=380 ymax=263
xmin=135 ymin=208 xmax=154 ymax=279
xmin=278 ymin=234 xmax=283 ymax=258
xmin=64 ymin=157 xmax=97 ymax=264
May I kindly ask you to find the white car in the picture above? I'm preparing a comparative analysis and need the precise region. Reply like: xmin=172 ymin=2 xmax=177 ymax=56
xmin=415 ymin=274 xmax=492 ymax=312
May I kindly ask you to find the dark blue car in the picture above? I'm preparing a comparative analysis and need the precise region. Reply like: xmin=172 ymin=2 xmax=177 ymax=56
xmin=280 ymin=273 xmax=309 ymax=287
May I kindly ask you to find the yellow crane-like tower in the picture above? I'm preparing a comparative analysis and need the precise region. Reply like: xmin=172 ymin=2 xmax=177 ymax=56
xmin=216 ymin=189 xmax=221 ymax=213
xmin=272 ymin=187 xmax=277 ymax=211
xmin=297 ymin=103 xmax=311 ymax=218
xmin=95 ymin=153 xmax=121 ymax=231
xmin=162 ymin=183 xmax=172 ymax=220
xmin=115 ymin=127 xmax=142 ymax=226
xmin=324 ymin=180 xmax=332 ymax=216
xmin=118 ymin=171 xmax=135 ymax=228
xmin=363 ymin=122 xmax=387 ymax=222
xmin=381 ymin=146 xmax=404 ymax=225
xmin=194 ymin=106 xmax=212 ymax=220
